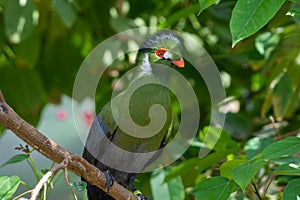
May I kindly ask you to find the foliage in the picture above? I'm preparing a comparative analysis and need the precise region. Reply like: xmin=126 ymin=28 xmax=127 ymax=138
xmin=0 ymin=146 xmax=86 ymax=200
xmin=1 ymin=0 xmax=300 ymax=199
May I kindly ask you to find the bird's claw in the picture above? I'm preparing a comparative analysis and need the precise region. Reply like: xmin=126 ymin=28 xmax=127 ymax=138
xmin=103 ymin=170 xmax=115 ymax=193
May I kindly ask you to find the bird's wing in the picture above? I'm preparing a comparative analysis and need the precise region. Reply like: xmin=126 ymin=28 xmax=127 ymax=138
xmin=82 ymin=102 xmax=118 ymax=166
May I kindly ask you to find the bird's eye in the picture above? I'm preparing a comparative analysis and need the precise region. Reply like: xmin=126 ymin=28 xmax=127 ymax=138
xmin=155 ymin=48 xmax=167 ymax=58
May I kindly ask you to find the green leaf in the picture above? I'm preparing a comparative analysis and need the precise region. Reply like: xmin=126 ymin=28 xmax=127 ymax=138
xmin=255 ymin=32 xmax=280 ymax=58
xmin=68 ymin=181 xmax=87 ymax=192
xmin=53 ymin=0 xmax=76 ymax=28
xmin=275 ymin=163 xmax=300 ymax=176
xmin=244 ymin=137 xmax=274 ymax=159
xmin=12 ymin=30 xmax=41 ymax=68
xmin=282 ymin=178 xmax=300 ymax=200
xmin=272 ymin=73 xmax=293 ymax=119
xmin=200 ymin=126 xmax=240 ymax=152
xmin=230 ymin=0 xmax=285 ymax=47
xmin=220 ymin=160 xmax=248 ymax=179
xmin=232 ymin=159 xmax=266 ymax=191
xmin=0 ymin=66 xmax=47 ymax=124
xmin=287 ymin=2 xmax=300 ymax=19
xmin=0 ymin=176 xmax=21 ymax=200
xmin=261 ymin=137 xmax=300 ymax=160
xmin=166 ymin=151 xmax=238 ymax=182
xmin=198 ymin=0 xmax=219 ymax=15
xmin=0 ymin=154 xmax=29 ymax=168
xmin=159 ymin=5 xmax=198 ymax=27
xmin=166 ymin=128 xmax=239 ymax=181
xmin=150 ymin=169 xmax=184 ymax=200
xmin=4 ymin=0 xmax=39 ymax=44
xmin=190 ymin=177 xmax=238 ymax=200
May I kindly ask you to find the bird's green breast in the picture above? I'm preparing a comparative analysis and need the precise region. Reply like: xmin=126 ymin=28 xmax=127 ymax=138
xmin=100 ymin=81 xmax=172 ymax=153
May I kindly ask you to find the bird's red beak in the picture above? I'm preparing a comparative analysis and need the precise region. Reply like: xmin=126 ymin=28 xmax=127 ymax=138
xmin=172 ymin=58 xmax=185 ymax=68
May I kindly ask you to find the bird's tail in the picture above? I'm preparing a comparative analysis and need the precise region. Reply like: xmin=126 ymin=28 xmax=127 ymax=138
xmin=87 ymin=183 xmax=115 ymax=200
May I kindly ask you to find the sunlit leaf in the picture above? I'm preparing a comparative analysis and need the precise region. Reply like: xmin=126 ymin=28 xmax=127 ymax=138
xmin=261 ymin=137 xmax=300 ymax=160
xmin=150 ymin=169 xmax=184 ymax=200
xmin=0 ymin=176 xmax=21 ymax=200
xmin=275 ymin=163 xmax=300 ymax=176
xmin=220 ymin=160 xmax=248 ymax=179
xmin=190 ymin=176 xmax=239 ymax=200
xmin=230 ymin=0 xmax=285 ymax=46
xmin=244 ymin=137 xmax=274 ymax=159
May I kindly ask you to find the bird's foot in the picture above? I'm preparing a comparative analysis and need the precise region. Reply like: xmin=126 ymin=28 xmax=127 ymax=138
xmin=129 ymin=175 xmax=150 ymax=199
xmin=103 ymin=170 xmax=115 ymax=193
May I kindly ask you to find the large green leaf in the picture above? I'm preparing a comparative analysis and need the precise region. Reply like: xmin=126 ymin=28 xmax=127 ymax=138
xmin=4 ymin=0 xmax=39 ymax=43
xmin=244 ymin=137 xmax=274 ymax=159
xmin=200 ymin=126 xmax=240 ymax=152
xmin=230 ymin=0 xmax=285 ymax=46
xmin=282 ymin=178 xmax=300 ymax=200
xmin=220 ymin=160 xmax=248 ymax=179
xmin=159 ymin=5 xmax=198 ymax=27
xmin=272 ymin=73 xmax=293 ymax=119
xmin=261 ymin=137 xmax=300 ymax=160
xmin=275 ymin=163 xmax=300 ymax=176
xmin=0 ymin=65 xmax=47 ymax=124
xmin=0 ymin=176 xmax=21 ymax=200
xmin=52 ymin=0 xmax=76 ymax=28
xmin=0 ymin=154 xmax=29 ymax=168
xmin=232 ymin=159 xmax=266 ymax=191
xmin=166 ymin=127 xmax=239 ymax=181
xmin=150 ymin=169 xmax=184 ymax=200
xmin=190 ymin=177 xmax=238 ymax=200
xmin=198 ymin=0 xmax=219 ymax=15
xmin=12 ymin=30 xmax=41 ymax=68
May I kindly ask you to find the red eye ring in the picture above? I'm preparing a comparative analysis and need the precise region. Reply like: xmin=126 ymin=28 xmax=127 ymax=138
xmin=155 ymin=48 xmax=167 ymax=58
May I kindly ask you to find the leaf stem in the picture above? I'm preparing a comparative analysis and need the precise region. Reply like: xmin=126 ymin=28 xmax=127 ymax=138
xmin=12 ymin=189 xmax=33 ymax=200
xmin=28 ymin=156 xmax=40 ymax=182
xmin=252 ymin=181 xmax=262 ymax=200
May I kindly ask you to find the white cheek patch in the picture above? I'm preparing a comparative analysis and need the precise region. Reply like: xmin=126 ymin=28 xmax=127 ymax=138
xmin=163 ymin=52 xmax=172 ymax=60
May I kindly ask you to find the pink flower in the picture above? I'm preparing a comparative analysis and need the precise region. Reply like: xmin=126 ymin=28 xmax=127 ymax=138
xmin=57 ymin=110 xmax=67 ymax=120
xmin=84 ymin=111 xmax=94 ymax=127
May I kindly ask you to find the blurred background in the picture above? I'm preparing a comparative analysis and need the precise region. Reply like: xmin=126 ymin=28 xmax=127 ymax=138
xmin=0 ymin=0 xmax=300 ymax=199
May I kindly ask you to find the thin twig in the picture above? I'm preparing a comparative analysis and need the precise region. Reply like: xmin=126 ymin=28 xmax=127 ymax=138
xmin=263 ymin=172 xmax=275 ymax=198
xmin=269 ymin=116 xmax=280 ymax=139
xmin=276 ymin=128 xmax=300 ymax=141
xmin=252 ymin=181 xmax=262 ymax=200
xmin=30 ymin=157 xmax=70 ymax=200
xmin=12 ymin=189 xmax=32 ymax=200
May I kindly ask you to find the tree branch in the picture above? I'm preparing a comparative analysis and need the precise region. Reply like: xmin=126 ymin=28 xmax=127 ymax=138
xmin=0 ymin=90 xmax=139 ymax=200
xmin=30 ymin=157 xmax=70 ymax=200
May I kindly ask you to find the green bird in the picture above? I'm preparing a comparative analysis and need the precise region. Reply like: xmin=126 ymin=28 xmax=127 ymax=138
xmin=82 ymin=31 xmax=184 ymax=200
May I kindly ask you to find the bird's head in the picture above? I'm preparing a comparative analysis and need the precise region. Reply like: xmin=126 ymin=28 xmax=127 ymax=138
xmin=136 ymin=31 xmax=184 ymax=69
